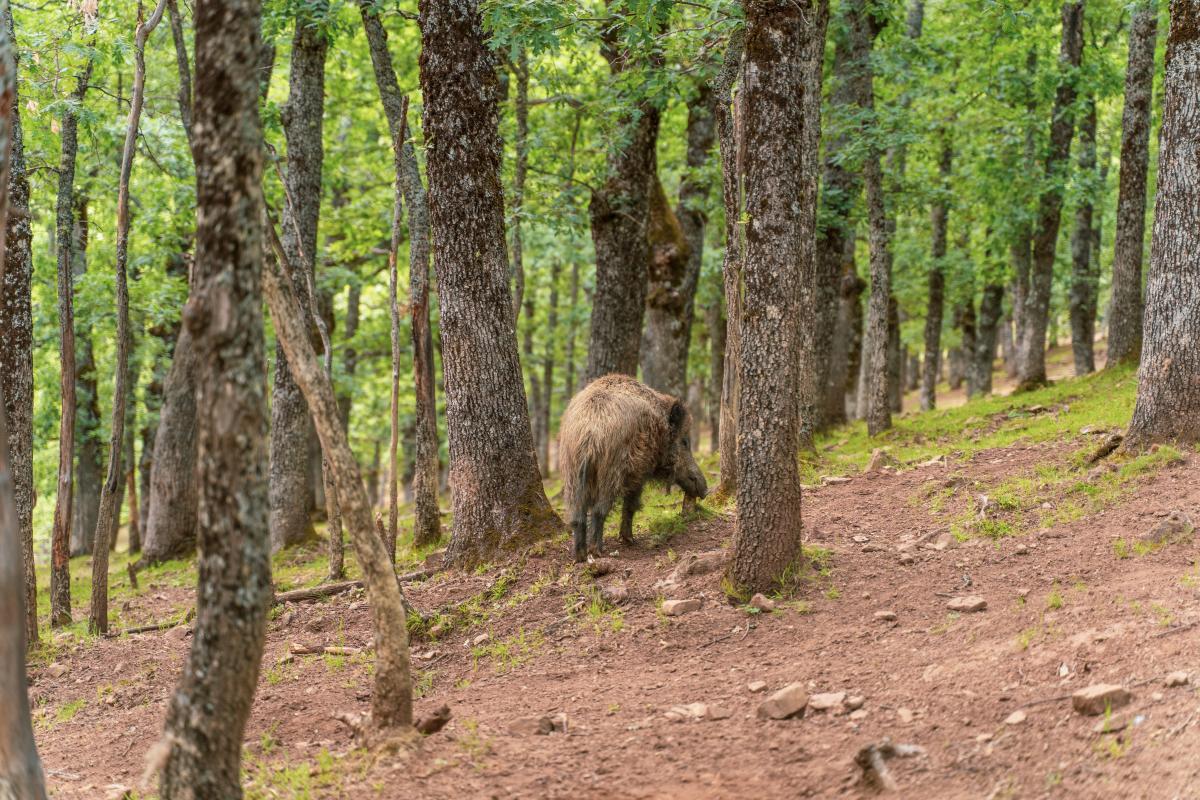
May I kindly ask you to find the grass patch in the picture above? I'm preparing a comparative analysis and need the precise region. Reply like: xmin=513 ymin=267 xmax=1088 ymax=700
xmin=470 ymin=627 xmax=544 ymax=673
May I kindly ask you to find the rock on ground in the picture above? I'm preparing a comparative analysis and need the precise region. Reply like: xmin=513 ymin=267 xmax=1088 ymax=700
xmin=1072 ymin=684 xmax=1132 ymax=716
xmin=757 ymin=683 xmax=808 ymax=720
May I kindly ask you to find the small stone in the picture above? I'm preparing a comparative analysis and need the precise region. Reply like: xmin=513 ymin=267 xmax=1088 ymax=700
xmin=946 ymin=596 xmax=987 ymax=613
xmin=46 ymin=662 xmax=68 ymax=679
xmin=428 ymin=621 xmax=451 ymax=639
xmin=1165 ymin=671 xmax=1190 ymax=688
xmin=471 ymin=633 xmax=491 ymax=647
xmin=846 ymin=695 xmax=865 ymax=711
xmin=1092 ymin=715 xmax=1128 ymax=734
xmin=807 ymin=691 xmax=846 ymax=712
xmin=865 ymin=448 xmax=899 ymax=473
xmin=757 ymin=683 xmax=808 ymax=720
xmin=168 ymin=625 xmax=190 ymax=641
xmin=897 ymin=707 xmax=915 ymax=724
xmin=821 ymin=475 xmax=852 ymax=486
xmin=550 ymin=713 xmax=568 ymax=733
xmin=747 ymin=681 xmax=768 ymax=693
xmin=1004 ymin=710 xmax=1026 ymax=726
xmin=899 ymin=554 xmax=917 ymax=566
xmin=862 ymin=544 xmax=883 ymax=553
xmin=600 ymin=584 xmax=629 ymax=606
xmin=1014 ymin=543 xmax=1029 ymax=555
xmin=852 ymin=534 xmax=870 ymax=544
xmin=665 ymin=702 xmax=709 ymax=722
xmin=586 ymin=558 xmax=618 ymax=577
xmin=750 ymin=594 xmax=776 ymax=612
xmin=672 ymin=550 xmax=728 ymax=581
xmin=918 ymin=455 xmax=947 ymax=467
xmin=873 ymin=610 xmax=897 ymax=622
xmin=1072 ymin=684 xmax=1132 ymax=716
xmin=1141 ymin=511 xmax=1194 ymax=546
xmin=1151 ymin=692 xmax=1165 ymax=702
xmin=930 ymin=533 xmax=958 ymax=551
xmin=662 ymin=598 xmax=702 ymax=616
xmin=849 ymin=709 xmax=868 ymax=721
xmin=510 ymin=715 xmax=554 ymax=735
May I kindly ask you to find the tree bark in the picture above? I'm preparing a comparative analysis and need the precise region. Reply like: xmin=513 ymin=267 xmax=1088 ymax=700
xmin=263 ymin=221 xmax=414 ymax=728
xmin=920 ymin=137 xmax=952 ymax=410
xmin=510 ymin=49 xmax=528 ymax=321
xmin=641 ymin=83 xmax=715 ymax=400
xmin=1010 ymin=48 xmax=1038 ymax=371
xmin=69 ymin=194 xmax=102 ymax=557
xmin=523 ymin=294 xmax=544 ymax=472
xmin=1069 ymin=97 xmax=1099 ymax=376
xmin=1124 ymin=0 xmax=1200 ymax=448
xmin=729 ymin=0 xmax=817 ymax=594
xmin=0 ymin=5 xmax=34 ymax=648
xmin=827 ymin=239 xmax=862 ymax=422
xmin=359 ymin=2 xmax=442 ymax=551
xmin=886 ymin=298 xmax=902 ymax=412
xmin=564 ymin=261 xmax=580 ymax=402
xmin=158 ymin=0 xmax=270 ymax=791
xmin=1108 ymin=1 xmax=1158 ymax=365
xmin=540 ymin=262 xmax=558 ymax=474
xmin=90 ymin=0 xmax=168 ymax=635
xmin=585 ymin=14 xmax=662 ymax=382
xmin=418 ymin=0 xmax=560 ymax=566
xmin=1016 ymin=0 xmax=1084 ymax=390
xmin=49 ymin=55 xmax=93 ymax=628
xmin=269 ymin=17 xmax=327 ymax=552
xmin=972 ymin=283 xmax=1005 ymax=395
xmin=715 ymin=32 xmax=744 ymax=498
xmin=706 ymin=300 xmax=724 ymax=452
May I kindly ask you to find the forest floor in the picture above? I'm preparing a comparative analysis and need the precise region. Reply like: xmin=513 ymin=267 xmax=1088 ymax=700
xmin=26 ymin=357 xmax=1200 ymax=799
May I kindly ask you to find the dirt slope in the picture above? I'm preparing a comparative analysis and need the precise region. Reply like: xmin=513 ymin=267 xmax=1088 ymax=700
xmin=29 ymin=439 xmax=1200 ymax=799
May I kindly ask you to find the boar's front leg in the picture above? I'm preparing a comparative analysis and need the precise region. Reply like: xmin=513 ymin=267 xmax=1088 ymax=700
xmin=619 ymin=487 xmax=643 ymax=546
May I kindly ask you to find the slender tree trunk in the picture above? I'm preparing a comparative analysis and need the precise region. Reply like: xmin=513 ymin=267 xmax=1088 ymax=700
xmin=715 ymin=33 xmax=744 ymax=498
xmin=1016 ymin=0 xmax=1084 ymax=390
xmin=641 ymin=83 xmax=715 ymax=400
xmin=70 ymin=194 xmax=102 ymax=557
xmin=1010 ymin=48 xmax=1038 ymax=369
xmin=1000 ymin=311 xmax=1016 ymax=375
xmin=541 ymin=262 xmax=558 ymax=474
xmin=523 ymin=295 xmax=544 ymax=472
xmin=827 ymin=240 xmax=862 ymax=422
xmin=158 ymin=0 xmax=270 ymax=790
xmin=386 ymin=130 xmax=403 ymax=563
xmin=1069 ymin=97 xmax=1098 ymax=376
xmin=269 ymin=17 xmax=327 ymax=552
xmin=89 ymin=0 xmax=167 ymax=635
xmin=729 ymin=0 xmax=817 ymax=594
xmin=328 ymin=281 xmax=358 ymax=580
xmin=886 ymin=299 xmax=902 ymax=412
xmin=0 ymin=2 xmax=36 ymax=649
xmin=706 ymin=300 xmax=724 ymax=452
xmin=510 ymin=49 xmax=528 ymax=321
xmin=920 ymin=137 xmax=952 ymax=410
xmin=359 ymin=3 xmax=442 ymax=551
xmin=1108 ymin=1 xmax=1158 ymax=365
xmin=418 ymin=0 xmax=560 ymax=566
xmin=166 ymin=0 xmax=193 ymax=146
xmin=973 ymin=284 xmax=1005 ymax=395
xmin=564 ymin=261 xmax=580 ymax=401
xmin=1125 ymin=0 xmax=1200 ymax=448
xmin=264 ymin=221 xmax=414 ymax=728
xmin=49 ymin=55 xmax=93 ymax=629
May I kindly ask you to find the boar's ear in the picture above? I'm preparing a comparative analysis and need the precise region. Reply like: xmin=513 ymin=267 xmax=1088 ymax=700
xmin=667 ymin=400 xmax=686 ymax=433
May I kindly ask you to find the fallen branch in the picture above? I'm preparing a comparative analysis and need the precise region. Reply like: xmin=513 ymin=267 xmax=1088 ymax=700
xmin=855 ymin=739 xmax=926 ymax=792
xmin=1151 ymin=621 xmax=1198 ymax=639
xmin=102 ymin=608 xmax=196 ymax=639
xmin=271 ymin=569 xmax=431 ymax=606
xmin=290 ymin=642 xmax=362 ymax=657
xmin=1087 ymin=433 xmax=1124 ymax=464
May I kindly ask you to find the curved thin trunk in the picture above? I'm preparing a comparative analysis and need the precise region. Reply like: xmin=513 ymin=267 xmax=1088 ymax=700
xmin=920 ymin=137 xmax=952 ymax=410
xmin=1069 ymin=97 xmax=1099 ymax=376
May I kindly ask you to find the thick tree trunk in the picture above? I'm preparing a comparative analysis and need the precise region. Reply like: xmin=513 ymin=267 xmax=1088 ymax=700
xmin=69 ymin=195 xmax=102 ymax=557
xmin=142 ymin=326 xmax=199 ymax=563
xmin=1125 ymin=0 xmax=1200 ymax=448
xmin=957 ymin=303 xmax=977 ymax=396
xmin=0 ymin=4 xmax=35 ymax=650
xmin=264 ymin=223 xmax=414 ymax=729
xmin=269 ymin=18 xmax=326 ymax=552
xmin=1108 ymin=1 xmax=1158 ymax=365
xmin=586 ymin=40 xmax=661 ymax=383
xmin=1069 ymin=97 xmax=1098 ymax=376
xmin=158 ymin=0 xmax=270 ymax=791
xmin=729 ymin=0 xmax=817 ymax=595
xmin=90 ymin=0 xmax=168 ymax=635
xmin=641 ymin=84 xmax=715 ymax=400
xmin=418 ymin=0 xmax=560 ymax=566
xmin=49 ymin=55 xmax=93 ymax=628
xmin=359 ymin=2 xmax=442 ymax=550
xmin=827 ymin=238 xmax=862 ymax=422
xmin=1016 ymin=0 xmax=1084 ymax=391
xmin=715 ymin=33 xmax=744 ymax=498
xmin=972 ymin=284 xmax=1005 ymax=396
xmin=920 ymin=138 xmax=952 ymax=410
xmin=811 ymin=5 xmax=866 ymax=434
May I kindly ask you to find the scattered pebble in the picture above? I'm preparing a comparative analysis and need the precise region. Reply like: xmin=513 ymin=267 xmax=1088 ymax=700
xmin=849 ymin=709 xmax=868 ymax=721
xmin=874 ymin=610 xmax=897 ymax=622
xmin=821 ymin=475 xmax=852 ymax=486
xmin=807 ymin=691 xmax=846 ymax=712
xmin=946 ymin=596 xmax=987 ymax=613
xmin=750 ymin=594 xmax=777 ymax=612
xmin=1014 ymin=543 xmax=1029 ymax=555
xmin=472 ymin=633 xmax=490 ymax=647
xmin=600 ymin=584 xmax=629 ymax=605
xmin=1092 ymin=714 xmax=1128 ymax=734
xmin=899 ymin=554 xmax=917 ymax=566
xmin=1072 ymin=684 xmax=1132 ymax=716
xmin=1165 ymin=671 xmax=1190 ymax=688
xmin=897 ymin=707 xmax=915 ymax=724
xmin=662 ymin=598 xmax=702 ymax=617
xmin=1004 ymin=710 xmax=1026 ymax=726
xmin=846 ymin=695 xmax=865 ymax=711
xmin=757 ymin=683 xmax=808 ymax=721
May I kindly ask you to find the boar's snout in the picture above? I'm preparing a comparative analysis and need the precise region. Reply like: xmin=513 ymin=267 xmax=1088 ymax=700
xmin=677 ymin=455 xmax=708 ymax=500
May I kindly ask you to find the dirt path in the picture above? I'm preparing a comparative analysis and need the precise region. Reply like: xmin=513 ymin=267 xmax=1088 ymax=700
xmin=30 ymin=438 xmax=1199 ymax=799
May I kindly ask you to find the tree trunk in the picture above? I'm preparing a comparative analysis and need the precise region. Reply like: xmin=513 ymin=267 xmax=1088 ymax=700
xmin=510 ymin=50 xmax=528 ymax=321
xmin=715 ymin=33 xmax=744 ymax=498
xmin=564 ymin=261 xmax=580 ymax=401
xmin=641 ymin=83 xmax=715 ymax=400
xmin=585 ymin=39 xmax=661 ymax=383
xmin=1069 ymin=97 xmax=1098 ymax=376
xmin=706 ymin=300 xmax=724 ymax=452
xmin=541 ymin=262 xmax=558 ymax=474
xmin=418 ymin=0 xmax=560 ymax=567
xmin=972 ymin=284 xmax=1005 ymax=396
xmin=328 ymin=281 xmax=358 ymax=580
xmin=359 ymin=2 xmax=442 ymax=551
xmin=269 ymin=17 xmax=326 ymax=552
xmin=142 ymin=325 xmax=199 ymax=563
xmin=1124 ymin=0 xmax=1200 ymax=448
xmin=729 ymin=0 xmax=817 ymax=595
xmin=166 ymin=0 xmax=193 ymax=146
xmin=1000 ymin=310 xmax=1017 ymax=375
xmin=1016 ymin=0 xmax=1084 ymax=390
xmin=49 ymin=55 xmax=93 ymax=628
xmin=920 ymin=137 xmax=952 ymax=410
xmin=1107 ymin=1 xmax=1158 ymax=365
xmin=69 ymin=194 xmax=102 ymax=557
xmin=90 ymin=0 xmax=167 ymax=635
xmin=887 ymin=298 xmax=902 ymax=412
xmin=827 ymin=240 xmax=862 ymax=422
xmin=158 ymin=0 xmax=271 ymax=790
xmin=810 ymin=4 xmax=866 ymax=435
xmin=264 ymin=221 xmax=414 ymax=729
xmin=523 ymin=295 xmax=544 ymax=472
xmin=0 ymin=3 xmax=36 ymax=649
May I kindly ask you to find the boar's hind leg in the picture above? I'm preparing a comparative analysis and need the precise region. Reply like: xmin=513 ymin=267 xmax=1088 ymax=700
xmin=572 ymin=457 xmax=594 ymax=562
xmin=571 ymin=510 xmax=588 ymax=563
xmin=619 ymin=487 xmax=643 ymax=545
xmin=588 ymin=501 xmax=612 ymax=557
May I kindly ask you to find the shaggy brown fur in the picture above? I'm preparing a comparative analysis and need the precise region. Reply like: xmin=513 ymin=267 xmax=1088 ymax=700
xmin=558 ymin=374 xmax=707 ymax=561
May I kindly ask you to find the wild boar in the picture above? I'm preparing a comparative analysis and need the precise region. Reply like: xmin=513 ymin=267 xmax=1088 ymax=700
xmin=557 ymin=374 xmax=708 ymax=562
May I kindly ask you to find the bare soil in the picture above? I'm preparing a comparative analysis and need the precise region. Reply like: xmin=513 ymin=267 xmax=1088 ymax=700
xmin=30 ymin=436 xmax=1200 ymax=799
